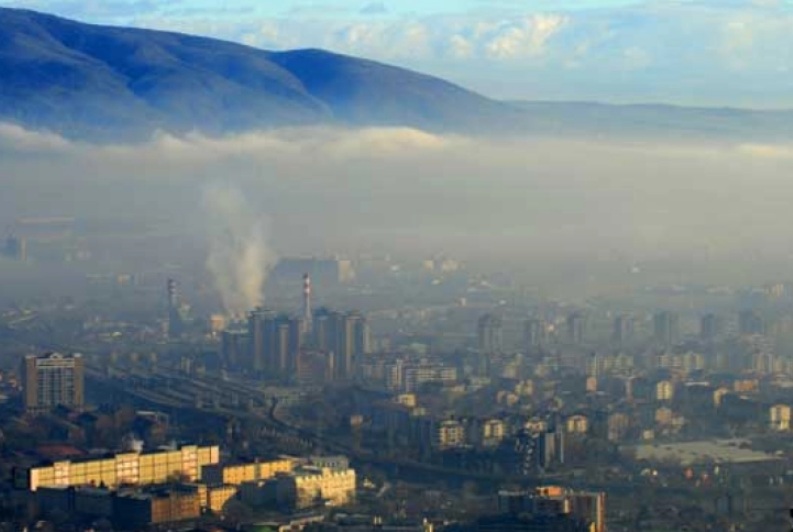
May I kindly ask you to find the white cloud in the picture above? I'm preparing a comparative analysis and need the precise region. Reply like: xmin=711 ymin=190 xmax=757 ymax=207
xmin=483 ymin=15 xmax=567 ymax=59
xmin=0 ymin=123 xmax=71 ymax=153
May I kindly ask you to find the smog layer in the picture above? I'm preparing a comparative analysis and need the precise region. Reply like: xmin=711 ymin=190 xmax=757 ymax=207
xmin=1 ymin=123 xmax=792 ymax=294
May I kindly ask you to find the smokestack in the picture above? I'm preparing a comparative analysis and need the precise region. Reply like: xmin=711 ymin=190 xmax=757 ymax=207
xmin=303 ymin=273 xmax=312 ymax=332
xmin=166 ymin=278 xmax=183 ymax=339
xmin=167 ymin=278 xmax=178 ymax=310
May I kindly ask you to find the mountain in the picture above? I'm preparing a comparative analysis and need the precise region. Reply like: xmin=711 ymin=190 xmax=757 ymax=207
xmin=3 ymin=8 xmax=793 ymax=142
xmin=0 ymin=8 xmax=518 ymax=139
xmin=512 ymin=101 xmax=793 ymax=140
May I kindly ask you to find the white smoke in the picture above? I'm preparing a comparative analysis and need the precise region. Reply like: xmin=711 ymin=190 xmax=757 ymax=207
xmin=202 ymin=183 xmax=274 ymax=317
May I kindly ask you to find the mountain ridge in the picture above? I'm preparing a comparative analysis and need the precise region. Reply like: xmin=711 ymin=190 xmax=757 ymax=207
xmin=3 ymin=8 xmax=793 ymax=141
xmin=0 ymin=7 xmax=517 ymax=139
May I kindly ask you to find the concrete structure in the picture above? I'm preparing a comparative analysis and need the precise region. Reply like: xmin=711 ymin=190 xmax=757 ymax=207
xmin=309 ymin=455 xmax=350 ymax=471
xmin=295 ymin=350 xmax=335 ymax=384
xmin=612 ymin=314 xmax=635 ymax=346
xmin=399 ymin=363 xmax=458 ymax=393
xmin=653 ymin=311 xmax=680 ymax=346
xmin=201 ymin=458 xmax=294 ymax=486
xmin=607 ymin=412 xmax=630 ymax=442
xmin=313 ymin=308 xmax=370 ymax=380
xmin=21 ymin=352 xmax=84 ymax=414
xmin=221 ymin=330 xmax=247 ymax=370
xmin=206 ymin=484 xmax=238 ymax=513
xmin=435 ymin=419 xmax=466 ymax=449
xmin=35 ymin=484 xmax=203 ymax=528
xmin=769 ymin=404 xmax=791 ymax=431
xmin=565 ymin=415 xmax=589 ymax=435
xmin=248 ymin=307 xmax=276 ymax=373
xmin=113 ymin=486 xmax=201 ymax=528
xmin=276 ymin=466 xmax=356 ymax=510
xmin=633 ymin=439 xmax=781 ymax=466
xmin=524 ymin=318 xmax=546 ymax=351
xmin=477 ymin=314 xmax=503 ymax=353
xmin=656 ymin=380 xmax=675 ymax=402
xmin=18 ymin=444 xmax=220 ymax=491
xmin=497 ymin=486 xmax=606 ymax=532
xmin=566 ymin=312 xmax=586 ymax=344
xmin=248 ymin=308 xmax=302 ymax=378
xmin=4 ymin=234 xmax=26 ymax=261
xmin=700 ymin=313 xmax=724 ymax=342
xmin=738 ymin=309 xmax=766 ymax=336
xmin=480 ymin=419 xmax=506 ymax=447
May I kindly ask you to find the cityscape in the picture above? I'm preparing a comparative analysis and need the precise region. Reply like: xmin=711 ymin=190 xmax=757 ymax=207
xmin=4 ymin=1 xmax=793 ymax=531
xmin=2 ymin=242 xmax=793 ymax=530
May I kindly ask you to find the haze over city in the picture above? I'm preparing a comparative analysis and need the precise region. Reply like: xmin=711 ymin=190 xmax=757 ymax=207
xmin=3 ymin=1 xmax=793 ymax=531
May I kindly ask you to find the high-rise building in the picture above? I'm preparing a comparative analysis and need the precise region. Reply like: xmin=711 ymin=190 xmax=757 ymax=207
xmin=336 ymin=312 xmax=369 ymax=380
xmin=700 ymin=313 xmax=724 ymax=342
xmin=4 ymin=234 xmax=26 ymax=261
xmin=248 ymin=307 xmax=276 ymax=374
xmin=653 ymin=311 xmax=680 ymax=346
xmin=248 ymin=309 xmax=301 ymax=378
xmin=271 ymin=315 xmax=303 ymax=377
xmin=478 ymin=314 xmax=503 ymax=353
xmin=311 ymin=309 xmax=369 ymax=380
xmin=524 ymin=318 xmax=546 ymax=351
xmin=738 ymin=309 xmax=765 ymax=336
xmin=312 ymin=307 xmax=335 ymax=352
xmin=220 ymin=330 xmax=247 ymax=369
xmin=612 ymin=314 xmax=635 ymax=346
xmin=22 ymin=353 xmax=84 ymax=414
xmin=566 ymin=312 xmax=586 ymax=344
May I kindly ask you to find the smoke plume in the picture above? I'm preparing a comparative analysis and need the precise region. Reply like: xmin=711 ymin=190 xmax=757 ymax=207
xmin=202 ymin=183 xmax=274 ymax=316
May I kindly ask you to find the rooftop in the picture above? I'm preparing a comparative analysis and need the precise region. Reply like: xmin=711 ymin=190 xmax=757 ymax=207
xmin=633 ymin=439 xmax=781 ymax=466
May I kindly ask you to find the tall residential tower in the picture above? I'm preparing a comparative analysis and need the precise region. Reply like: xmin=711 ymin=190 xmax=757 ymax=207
xmin=22 ymin=353 xmax=84 ymax=414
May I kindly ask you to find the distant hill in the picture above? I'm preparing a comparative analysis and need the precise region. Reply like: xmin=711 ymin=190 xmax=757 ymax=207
xmin=0 ymin=8 xmax=517 ymax=139
xmin=2 ymin=8 xmax=793 ymax=141
xmin=511 ymin=101 xmax=793 ymax=141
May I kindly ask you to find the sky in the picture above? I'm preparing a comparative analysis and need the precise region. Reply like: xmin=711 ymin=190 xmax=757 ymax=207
xmin=5 ymin=0 xmax=793 ymax=107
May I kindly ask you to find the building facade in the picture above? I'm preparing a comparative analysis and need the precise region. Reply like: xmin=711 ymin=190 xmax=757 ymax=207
xmin=22 ymin=352 xmax=85 ymax=414
xmin=18 ymin=444 xmax=220 ymax=492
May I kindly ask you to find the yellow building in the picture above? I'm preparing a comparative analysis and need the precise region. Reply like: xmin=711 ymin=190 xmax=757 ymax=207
xmin=655 ymin=407 xmax=673 ymax=426
xmin=734 ymin=379 xmax=759 ymax=393
xmin=655 ymin=380 xmax=674 ymax=401
xmin=201 ymin=458 xmax=293 ymax=486
xmin=713 ymin=387 xmax=730 ymax=407
xmin=278 ymin=466 xmax=356 ymax=510
xmin=21 ymin=445 xmax=220 ymax=492
xmin=434 ymin=420 xmax=465 ymax=449
xmin=206 ymin=485 xmax=238 ymax=513
xmin=113 ymin=487 xmax=202 ymax=528
xmin=481 ymin=419 xmax=506 ymax=447
xmin=565 ymin=414 xmax=589 ymax=435
xmin=770 ymin=404 xmax=791 ymax=431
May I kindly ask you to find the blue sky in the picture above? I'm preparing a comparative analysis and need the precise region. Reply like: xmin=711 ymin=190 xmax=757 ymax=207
xmin=6 ymin=0 xmax=793 ymax=107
